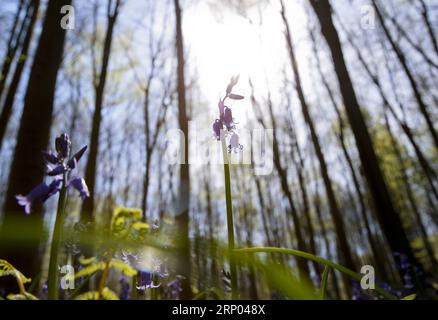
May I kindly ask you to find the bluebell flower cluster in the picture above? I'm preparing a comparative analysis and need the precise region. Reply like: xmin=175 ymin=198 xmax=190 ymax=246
xmin=15 ymin=133 xmax=89 ymax=214
xmin=212 ymin=76 xmax=244 ymax=154
xmin=165 ymin=275 xmax=184 ymax=300
xmin=119 ymin=276 xmax=131 ymax=300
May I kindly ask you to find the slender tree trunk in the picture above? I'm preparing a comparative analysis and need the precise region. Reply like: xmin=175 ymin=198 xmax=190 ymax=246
xmin=310 ymin=27 xmax=390 ymax=282
xmin=419 ymin=0 xmax=438 ymax=58
xmin=0 ymin=0 xmax=25 ymax=101
xmin=309 ymin=0 xmax=423 ymax=286
xmin=384 ymin=113 xmax=438 ymax=273
xmin=0 ymin=0 xmax=40 ymax=150
xmin=141 ymin=151 xmax=152 ymax=218
xmin=281 ymin=1 xmax=356 ymax=281
xmin=0 ymin=0 xmax=71 ymax=295
xmin=336 ymin=16 xmax=438 ymax=203
xmin=173 ymin=0 xmax=192 ymax=299
xmin=309 ymin=150 xmax=342 ymax=299
xmin=287 ymin=107 xmax=320 ymax=275
xmin=372 ymin=0 xmax=438 ymax=150
xmin=81 ymin=0 xmax=120 ymax=223
xmin=250 ymin=79 xmax=312 ymax=282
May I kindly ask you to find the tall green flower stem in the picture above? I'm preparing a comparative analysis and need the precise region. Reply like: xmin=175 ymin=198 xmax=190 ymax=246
xmin=221 ymin=132 xmax=238 ymax=299
xmin=234 ymin=247 xmax=397 ymax=300
xmin=47 ymin=173 xmax=68 ymax=300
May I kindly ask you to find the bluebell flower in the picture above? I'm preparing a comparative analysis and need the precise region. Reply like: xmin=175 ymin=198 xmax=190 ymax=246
xmin=213 ymin=119 xmax=222 ymax=141
xmin=223 ymin=107 xmax=235 ymax=131
xmin=211 ymin=76 xmax=244 ymax=151
xmin=228 ymin=133 xmax=243 ymax=154
xmin=67 ymin=145 xmax=88 ymax=169
xmin=15 ymin=133 xmax=89 ymax=214
xmin=16 ymin=183 xmax=51 ymax=214
xmin=68 ymin=176 xmax=90 ymax=200
xmin=44 ymin=177 xmax=63 ymax=201
xmin=47 ymin=164 xmax=68 ymax=176
xmin=42 ymin=150 xmax=59 ymax=165
xmin=166 ymin=276 xmax=184 ymax=300
xmin=120 ymin=276 xmax=131 ymax=300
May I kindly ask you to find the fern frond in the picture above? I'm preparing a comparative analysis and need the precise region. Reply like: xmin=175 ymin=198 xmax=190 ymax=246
xmin=110 ymin=259 xmax=137 ymax=277
xmin=0 ymin=259 xmax=31 ymax=284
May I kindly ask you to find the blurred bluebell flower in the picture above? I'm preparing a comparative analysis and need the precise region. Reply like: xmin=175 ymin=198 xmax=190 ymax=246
xmin=15 ymin=133 xmax=89 ymax=214
xmin=228 ymin=133 xmax=243 ymax=154
xmin=68 ymin=176 xmax=90 ymax=200
xmin=120 ymin=276 xmax=131 ymax=300
xmin=166 ymin=276 xmax=184 ymax=300
xmin=212 ymin=119 xmax=221 ymax=141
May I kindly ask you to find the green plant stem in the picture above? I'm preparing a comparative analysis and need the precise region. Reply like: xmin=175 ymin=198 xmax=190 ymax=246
xmin=47 ymin=174 xmax=68 ymax=300
xmin=98 ymin=255 xmax=112 ymax=299
xmin=234 ymin=247 xmax=397 ymax=300
xmin=221 ymin=133 xmax=238 ymax=299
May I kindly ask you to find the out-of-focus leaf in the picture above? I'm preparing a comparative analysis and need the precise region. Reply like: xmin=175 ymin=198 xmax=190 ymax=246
xmin=320 ymin=265 xmax=330 ymax=299
xmin=401 ymin=294 xmax=416 ymax=300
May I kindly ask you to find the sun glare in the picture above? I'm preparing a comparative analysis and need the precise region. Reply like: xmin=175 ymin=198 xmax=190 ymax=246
xmin=185 ymin=1 xmax=308 ymax=123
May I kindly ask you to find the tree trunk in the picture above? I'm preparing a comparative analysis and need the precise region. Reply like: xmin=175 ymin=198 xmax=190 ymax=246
xmin=384 ymin=113 xmax=438 ymax=273
xmin=281 ymin=1 xmax=356 ymax=281
xmin=309 ymin=0 xmax=423 ymax=286
xmin=81 ymin=0 xmax=120 ymax=223
xmin=310 ymin=26 xmax=390 ymax=282
xmin=0 ymin=0 xmax=25 ymax=101
xmin=0 ymin=0 xmax=71 ymax=295
xmin=0 ymin=0 xmax=40 ymax=150
xmin=419 ymin=0 xmax=438 ymax=58
xmin=372 ymin=0 xmax=438 ymax=150
xmin=173 ymin=0 xmax=192 ymax=299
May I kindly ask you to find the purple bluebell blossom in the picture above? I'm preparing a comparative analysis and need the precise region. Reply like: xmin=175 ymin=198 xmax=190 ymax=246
xmin=16 ymin=183 xmax=51 ymax=214
xmin=166 ymin=276 xmax=184 ymax=300
xmin=120 ymin=277 xmax=131 ymax=300
xmin=44 ymin=177 xmax=63 ymax=201
xmin=42 ymin=150 xmax=59 ymax=165
xmin=228 ymin=133 xmax=243 ymax=154
xmin=212 ymin=77 xmax=244 ymax=151
xmin=47 ymin=164 xmax=68 ymax=176
xmin=212 ymin=119 xmax=222 ymax=140
xmin=67 ymin=145 xmax=87 ymax=169
xmin=15 ymin=133 xmax=89 ymax=214
xmin=223 ymin=107 xmax=235 ymax=130
xmin=68 ymin=176 xmax=90 ymax=200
